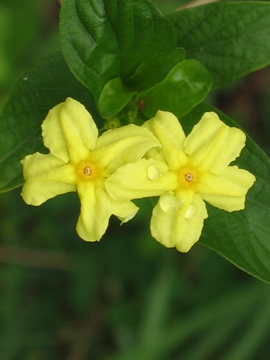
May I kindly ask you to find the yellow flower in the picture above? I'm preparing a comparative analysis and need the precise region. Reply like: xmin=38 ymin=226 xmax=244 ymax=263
xmin=106 ymin=111 xmax=256 ymax=252
xmin=21 ymin=97 xmax=160 ymax=242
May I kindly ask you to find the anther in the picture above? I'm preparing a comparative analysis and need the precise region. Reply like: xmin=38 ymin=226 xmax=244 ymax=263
xmin=185 ymin=173 xmax=193 ymax=182
xmin=84 ymin=166 xmax=91 ymax=176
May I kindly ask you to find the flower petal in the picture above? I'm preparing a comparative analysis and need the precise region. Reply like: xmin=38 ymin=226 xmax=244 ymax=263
xmin=21 ymin=152 xmax=76 ymax=205
xmin=111 ymin=200 xmax=139 ymax=223
xmin=198 ymin=165 xmax=255 ymax=211
xmin=42 ymin=98 xmax=98 ymax=163
xmin=144 ymin=146 xmax=165 ymax=162
xmin=201 ymin=194 xmax=246 ymax=212
xmin=144 ymin=110 xmax=188 ymax=169
xmin=76 ymin=182 xmax=112 ymax=241
xmin=96 ymin=124 xmax=156 ymax=148
xmin=21 ymin=180 xmax=76 ymax=206
xmin=41 ymin=103 xmax=69 ymax=162
xmin=21 ymin=152 xmax=76 ymax=181
xmin=150 ymin=192 xmax=208 ymax=252
xmin=105 ymin=158 xmax=177 ymax=201
xmin=22 ymin=152 xmax=63 ymax=179
xmin=184 ymin=112 xmax=246 ymax=175
xmin=144 ymin=110 xmax=186 ymax=149
xmin=94 ymin=124 xmax=160 ymax=173
xmin=198 ymin=165 xmax=256 ymax=197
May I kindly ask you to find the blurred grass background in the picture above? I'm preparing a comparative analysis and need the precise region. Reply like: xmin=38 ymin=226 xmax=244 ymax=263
xmin=1 ymin=0 xmax=270 ymax=359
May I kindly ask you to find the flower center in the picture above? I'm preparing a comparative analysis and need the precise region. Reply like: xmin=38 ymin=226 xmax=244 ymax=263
xmin=77 ymin=161 xmax=99 ymax=182
xmin=185 ymin=173 xmax=193 ymax=182
xmin=178 ymin=166 xmax=198 ymax=189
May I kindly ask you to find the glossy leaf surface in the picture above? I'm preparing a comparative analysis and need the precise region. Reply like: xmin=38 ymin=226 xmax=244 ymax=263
xmin=98 ymin=77 xmax=136 ymax=118
xmin=139 ymin=59 xmax=213 ymax=119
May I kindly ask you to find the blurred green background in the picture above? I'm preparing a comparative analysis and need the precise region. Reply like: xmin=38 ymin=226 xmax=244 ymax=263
xmin=1 ymin=0 xmax=270 ymax=359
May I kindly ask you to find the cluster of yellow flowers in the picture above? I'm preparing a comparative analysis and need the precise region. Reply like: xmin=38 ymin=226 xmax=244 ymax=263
xmin=21 ymin=98 xmax=255 ymax=252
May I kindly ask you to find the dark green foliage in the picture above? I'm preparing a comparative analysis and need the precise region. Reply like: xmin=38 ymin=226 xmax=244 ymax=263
xmin=168 ymin=1 xmax=270 ymax=89
xmin=60 ymin=0 xmax=177 ymax=99
xmin=0 ymin=53 xmax=101 ymax=192
xmin=1 ymin=0 xmax=270 ymax=358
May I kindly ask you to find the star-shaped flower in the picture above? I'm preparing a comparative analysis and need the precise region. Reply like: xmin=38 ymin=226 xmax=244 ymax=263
xmin=21 ymin=97 xmax=160 ymax=241
xmin=106 ymin=111 xmax=256 ymax=252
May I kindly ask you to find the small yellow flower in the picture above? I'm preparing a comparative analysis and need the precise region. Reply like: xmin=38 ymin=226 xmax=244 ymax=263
xmin=106 ymin=111 xmax=256 ymax=252
xmin=21 ymin=98 xmax=160 ymax=242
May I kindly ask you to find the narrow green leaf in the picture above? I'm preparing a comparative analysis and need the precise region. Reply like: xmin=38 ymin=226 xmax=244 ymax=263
xmin=60 ymin=0 xmax=176 ymax=99
xmin=126 ymin=48 xmax=186 ymax=93
xmin=182 ymin=103 xmax=270 ymax=283
xmin=168 ymin=2 xmax=270 ymax=89
xmin=97 ymin=77 xmax=136 ymax=118
xmin=139 ymin=59 xmax=213 ymax=119
xmin=0 ymin=52 xmax=99 ymax=193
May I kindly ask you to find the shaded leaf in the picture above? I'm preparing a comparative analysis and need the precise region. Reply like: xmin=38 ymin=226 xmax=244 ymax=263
xmin=0 ymin=52 xmax=99 ymax=193
xmin=139 ymin=59 xmax=213 ymax=119
xmin=126 ymin=47 xmax=186 ymax=93
xmin=168 ymin=2 xmax=270 ymax=89
xmin=98 ymin=77 xmax=136 ymax=118
xmin=60 ymin=0 xmax=176 ymax=99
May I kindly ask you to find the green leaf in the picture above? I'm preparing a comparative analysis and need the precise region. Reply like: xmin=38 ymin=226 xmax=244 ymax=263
xmin=168 ymin=2 xmax=270 ymax=89
xmin=182 ymin=103 xmax=270 ymax=283
xmin=139 ymin=59 xmax=213 ymax=119
xmin=126 ymin=48 xmax=186 ymax=93
xmin=60 ymin=0 xmax=176 ymax=99
xmin=97 ymin=77 xmax=136 ymax=118
xmin=0 ymin=52 xmax=100 ymax=193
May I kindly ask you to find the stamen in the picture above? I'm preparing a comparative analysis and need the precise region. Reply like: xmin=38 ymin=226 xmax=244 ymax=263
xmin=185 ymin=173 xmax=193 ymax=182
xmin=84 ymin=166 xmax=91 ymax=176
xmin=178 ymin=167 xmax=198 ymax=189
